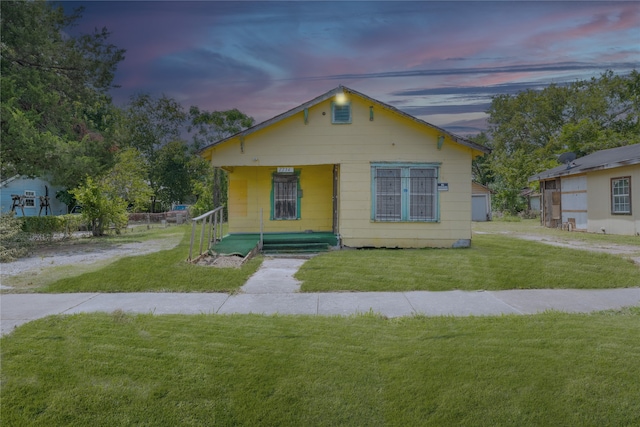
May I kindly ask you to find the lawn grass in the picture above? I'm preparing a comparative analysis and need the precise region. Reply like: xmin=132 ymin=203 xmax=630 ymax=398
xmin=40 ymin=225 xmax=262 ymax=293
xmin=2 ymin=309 xmax=639 ymax=426
xmin=297 ymin=233 xmax=640 ymax=292
xmin=475 ymin=218 xmax=640 ymax=246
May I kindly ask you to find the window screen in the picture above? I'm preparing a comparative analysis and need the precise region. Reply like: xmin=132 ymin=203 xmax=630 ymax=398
xmin=372 ymin=164 xmax=439 ymax=222
xmin=375 ymin=168 xmax=401 ymax=221
xmin=409 ymin=168 xmax=436 ymax=220
xmin=332 ymin=103 xmax=351 ymax=124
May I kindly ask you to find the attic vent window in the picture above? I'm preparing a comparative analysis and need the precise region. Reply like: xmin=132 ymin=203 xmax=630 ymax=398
xmin=331 ymin=102 xmax=351 ymax=124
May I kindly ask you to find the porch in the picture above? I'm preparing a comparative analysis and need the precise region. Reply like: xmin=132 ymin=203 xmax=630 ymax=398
xmin=211 ymin=232 xmax=339 ymax=257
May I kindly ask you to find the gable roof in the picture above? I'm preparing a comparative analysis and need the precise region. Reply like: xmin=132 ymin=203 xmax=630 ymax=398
xmin=529 ymin=143 xmax=640 ymax=182
xmin=0 ymin=175 xmax=20 ymax=187
xmin=200 ymin=85 xmax=490 ymax=155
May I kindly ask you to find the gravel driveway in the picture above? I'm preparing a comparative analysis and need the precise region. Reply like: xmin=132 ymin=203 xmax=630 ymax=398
xmin=0 ymin=237 xmax=181 ymax=289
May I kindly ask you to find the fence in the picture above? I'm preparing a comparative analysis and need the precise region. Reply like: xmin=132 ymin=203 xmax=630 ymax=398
xmin=188 ymin=206 xmax=224 ymax=261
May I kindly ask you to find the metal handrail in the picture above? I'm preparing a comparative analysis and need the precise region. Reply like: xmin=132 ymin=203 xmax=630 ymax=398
xmin=188 ymin=206 xmax=225 ymax=261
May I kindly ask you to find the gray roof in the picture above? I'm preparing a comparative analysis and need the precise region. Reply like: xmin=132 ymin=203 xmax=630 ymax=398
xmin=200 ymin=85 xmax=490 ymax=155
xmin=529 ymin=143 xmax=640 ymax=182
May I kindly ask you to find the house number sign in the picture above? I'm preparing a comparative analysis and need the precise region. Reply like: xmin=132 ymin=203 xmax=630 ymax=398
xmin=277 ymin=167 xmax=294 ymax=173
xmin=437 ymin=183 xmax=449 ymax=191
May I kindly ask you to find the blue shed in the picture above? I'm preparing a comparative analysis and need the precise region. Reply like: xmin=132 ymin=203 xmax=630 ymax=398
xmin=0 ymin=176 xmax=67 ymax=217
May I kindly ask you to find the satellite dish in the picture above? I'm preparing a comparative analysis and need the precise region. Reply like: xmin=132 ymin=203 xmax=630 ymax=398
xmin=558 ymin=152 xmax=577 ymax=164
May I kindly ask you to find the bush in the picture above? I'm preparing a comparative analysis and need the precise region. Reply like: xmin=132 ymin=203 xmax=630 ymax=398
xmin=20 ymin=215 xmax=88 ymax=242
xmin=21 ymin=216 xmax=63 ymax=235
xmin=0 ymin=213 xmax=28 ymax=262
xmin=59 ymin=215 xmax=87 ymax=234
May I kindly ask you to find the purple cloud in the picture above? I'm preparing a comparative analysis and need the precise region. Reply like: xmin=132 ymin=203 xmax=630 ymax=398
xmin=60 ymin=1 xmax=639 ymax=131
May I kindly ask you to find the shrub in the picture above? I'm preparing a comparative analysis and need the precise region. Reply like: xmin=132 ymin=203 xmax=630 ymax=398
xmin=21 ymin=216 xmax=63 ymax=237
xmin=59 ymin=214 xmax=87 ymax=235
xmin=20 ymin=215 xmax=89 ymax=242
xmin=0 ymin=213 xmax=28 ymax=261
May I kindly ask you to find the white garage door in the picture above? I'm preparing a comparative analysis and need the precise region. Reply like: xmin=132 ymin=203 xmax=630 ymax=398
xmin=472 ymin=194 xmax=489 ymax=221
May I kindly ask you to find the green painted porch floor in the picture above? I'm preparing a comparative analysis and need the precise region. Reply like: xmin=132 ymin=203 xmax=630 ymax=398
xmin=210 ymin=232 xmax=338 ymax=257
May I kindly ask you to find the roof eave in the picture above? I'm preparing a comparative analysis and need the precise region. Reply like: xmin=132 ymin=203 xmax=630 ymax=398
xmin=199 ymin=85 xmax=491 ymax=156
xmin=529 ymin=158 xmax=640 ymax=182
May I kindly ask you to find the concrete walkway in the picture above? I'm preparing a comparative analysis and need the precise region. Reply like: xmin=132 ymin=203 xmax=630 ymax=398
xmin=2 ymin=257 xmax=640 ymax=336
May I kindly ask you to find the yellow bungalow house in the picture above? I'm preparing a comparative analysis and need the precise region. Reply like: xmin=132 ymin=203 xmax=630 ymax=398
xmin=200 ymin=86 xmax=490 ymax=252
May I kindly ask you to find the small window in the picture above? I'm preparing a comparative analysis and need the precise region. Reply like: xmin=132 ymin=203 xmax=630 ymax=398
xmin=612 ymin=177 xmax=631 ymax=214
xmin=331 ymin=102 xmax=351 ymax=124
xmin=273 ymin=173 xmax=299 ymax=220
xmin=24 ymin=190 xmax=36 ymax=208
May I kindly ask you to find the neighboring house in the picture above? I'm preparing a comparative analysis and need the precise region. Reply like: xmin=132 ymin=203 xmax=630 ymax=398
xmin=520 ymin=188 xmax=541 ymax=215
xmin=471 ymin=182 xmax=492 ymax=222
xmin=200 ymin=85 xmax=490 ymax=249
xmin=0 ymin=176 xmax=67 ymax=217
xmin=529 ymin=144 xmax=640 ymax=235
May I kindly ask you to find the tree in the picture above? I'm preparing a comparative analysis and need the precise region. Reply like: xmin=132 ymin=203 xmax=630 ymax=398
xmin=103 ymin=148 xmax=153 ymax=211
xmin=189 ymin=107 xmax=254 ymax=151
xmin=470 ymin=132 xmax=493 ymax=186
xmin=72 ymin=148 xmax=150 ymax=236
xmin=72 ymin=176 xmax=127 ymax=237
xmin=189 ymin=107 xmax=254 ymax=210
xmin=121 ymin=96 xmax=254 ymax=212
xmin=124 ymin=94 xmax=187 ymax=157
xmin=190 ymin=165 xmax=217 ymax=217
xmin=122 ymin=94 xmax=187 ymax=211
xmin=1 ymin=0 xmax=125 ymax=185
xmin=486 ymin=70 xmax=639 ymax=214
xmin=152 ymin=141 xmax=195 ymax=208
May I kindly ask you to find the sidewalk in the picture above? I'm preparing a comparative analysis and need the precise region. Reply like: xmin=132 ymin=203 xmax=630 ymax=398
xmin=2 ymin=258 xmax=640 ymax=336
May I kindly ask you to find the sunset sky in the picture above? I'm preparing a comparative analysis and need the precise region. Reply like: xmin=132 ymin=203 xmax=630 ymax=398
xmin=63 ymin=1 xmax=640 ymax=134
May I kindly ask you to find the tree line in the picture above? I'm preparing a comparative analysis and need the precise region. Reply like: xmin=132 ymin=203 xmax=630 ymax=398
xmin=472 ymin=70 xmax=639 ymax=214
xmin=1 ymin=0 xmax=253 ymax=235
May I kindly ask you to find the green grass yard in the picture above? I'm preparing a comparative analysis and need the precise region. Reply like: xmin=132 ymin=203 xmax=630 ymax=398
xmin=2 ymin=309 xmax=639 ymax=426
xmin=39 ymin=225 xmax=262 ymax=293
xmin=5 ymin=218 xmax=639 ymax=293
xmin=297 ymin=233 xmax=640 ymax=292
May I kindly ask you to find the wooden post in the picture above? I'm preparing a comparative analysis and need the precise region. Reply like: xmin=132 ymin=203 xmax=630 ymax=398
xmin=199 ymin=217 xmax=206 ymax=255
xmin=259 ymin=208 xmax=264 ymax=250
xmin=188 ymin=220 xmax=197 ymax=261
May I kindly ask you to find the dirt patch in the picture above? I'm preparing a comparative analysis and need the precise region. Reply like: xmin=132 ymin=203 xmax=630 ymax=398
xmin=194 ymin=255 xmax=245 ymax=268
xmin=0 ymin=236 xmax=181 ymax=289
xmin=490 ymin=232 xmax=640 ymax=265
